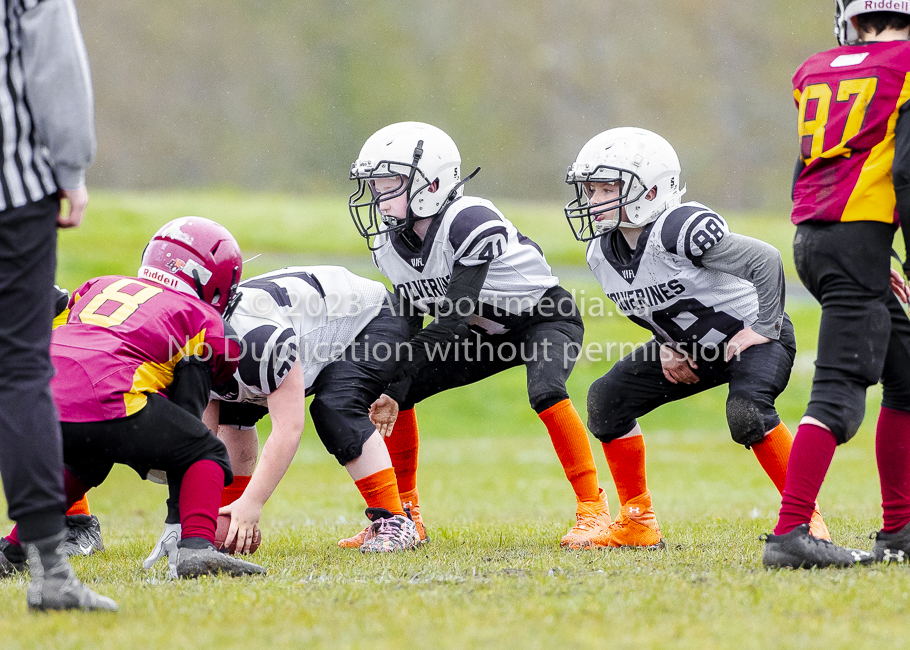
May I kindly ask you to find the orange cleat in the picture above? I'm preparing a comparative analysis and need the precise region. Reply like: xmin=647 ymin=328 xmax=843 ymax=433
xmin=593 ymin=490 xmax=664 ymax=549
xmin=560 ymin=488 xmax=612 ymax=549
xmin=338 ymin=524 xmax=372 ymax=548
xmin=809 ymin=504 xmax=830 ymax=541
xmin=400 ymin=488 xmax=429 ymax=545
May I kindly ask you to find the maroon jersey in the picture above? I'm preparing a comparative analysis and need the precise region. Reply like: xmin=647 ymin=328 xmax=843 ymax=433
xmin=791 ymin=40 xmax=910 ymax=225
xmin=50 ymin=276 xmax=240 ymax=422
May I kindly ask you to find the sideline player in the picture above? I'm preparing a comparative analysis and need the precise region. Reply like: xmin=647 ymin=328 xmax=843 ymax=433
xmin=345 ymin=121 xmax=609 ymax=549
xmin=564 ymin=127 xmax=829 ymax=548
xmin=188 ymin=265 xmax=422 ymax=554
xmin=0 ymin=217 xmax=265 ymax=580
xmin=762 ymin=3 xmax=910 ymax=569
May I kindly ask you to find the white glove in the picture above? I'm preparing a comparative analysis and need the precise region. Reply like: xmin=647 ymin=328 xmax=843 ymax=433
xmin=142 ymin=523 xmax=181 ymax=579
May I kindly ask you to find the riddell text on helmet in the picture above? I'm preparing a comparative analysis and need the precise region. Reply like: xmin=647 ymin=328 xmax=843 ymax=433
xmin=863 ymin=0 xmax=910 ymax=9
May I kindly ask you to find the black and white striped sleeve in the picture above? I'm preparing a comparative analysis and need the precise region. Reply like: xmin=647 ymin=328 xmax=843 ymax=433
xmin=660 ymin=206 xmax=730 ymax=265
xmin=20 ymin=0 xmax=95 ymax=190
xmin=448 ymin=205 xmax=508 ymax=267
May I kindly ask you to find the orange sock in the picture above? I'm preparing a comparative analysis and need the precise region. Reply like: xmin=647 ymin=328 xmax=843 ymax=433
xmin=385 ymin=408 xmax=419 ymax=494
xmin=750 ymin=421 xmax=793 ymax=495
xmin=355 ymin=467 xmax=405 ymax=515
xmin=220 ymin=475 xmax=251 ymax=507
xmin=66 ymin=495 xmax=91 ymax=517
xmin=602 ymin=434 xmax=648 ymax=506
xmin=539 ymin=399 xmax=601 ymax=502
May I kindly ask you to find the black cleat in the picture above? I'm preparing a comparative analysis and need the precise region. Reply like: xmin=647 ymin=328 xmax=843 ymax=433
xmin=62 ymin=515 xmax=105 ymax=557
xmin=176 ymin=539 xmax=266 ymax=579
xmin=872 ymin=520 xmax=910 ymax=563
xmin=762 ymin=523 xmax=874 ymax=569
xmin=0 ymin=538 xmax=27 ymax=577
xmin=24 ymin=531 xmax=117 ymax=612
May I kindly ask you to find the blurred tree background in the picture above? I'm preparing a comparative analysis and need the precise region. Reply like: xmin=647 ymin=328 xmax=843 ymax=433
xmin=77 ymin=1 xmax=832 ymax=211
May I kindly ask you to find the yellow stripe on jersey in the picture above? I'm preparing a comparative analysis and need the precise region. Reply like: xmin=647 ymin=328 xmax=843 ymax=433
xmin=52 ymin=309 xmax=69 ymax=329
xmin=123 ymin=329 xmax=208 ymax=416
xmin=843 ymin=72 xmax=910 ymax=223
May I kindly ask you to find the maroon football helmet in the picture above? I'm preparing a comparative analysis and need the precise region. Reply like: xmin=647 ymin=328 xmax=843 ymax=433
xmin=139 ymin=216 xmax=242 ymax=316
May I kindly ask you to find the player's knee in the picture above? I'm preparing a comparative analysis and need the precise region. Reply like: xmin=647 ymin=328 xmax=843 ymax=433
xmin=726 ymin=392 xmax=768 ymax=448
xmin=196 ymin=437 xmax=234 ymax=485
xmin=586 ymin=376 xmax=632 ymax=442
xmin=309 ymin=397 xmax=369 ymax=465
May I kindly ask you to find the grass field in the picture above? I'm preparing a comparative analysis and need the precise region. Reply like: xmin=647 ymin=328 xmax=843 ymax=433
xmin=1 ymin=191 xmax=907 ymax=649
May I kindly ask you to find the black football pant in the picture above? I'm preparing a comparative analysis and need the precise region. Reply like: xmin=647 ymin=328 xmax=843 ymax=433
xmin=62 ymin=393 xmax=233 ymax=489
xmin=0 ymin=196 xmax=67 ymax=543
xmin=399 ymin=286 xmax=585 ymax=414
xmin=587 ymin=316 xmax=796 ymax=447
xmin=795 ymin=221 xmax=910 ymax=443
xmin=219 ymin=299 xmax=410 ymax=465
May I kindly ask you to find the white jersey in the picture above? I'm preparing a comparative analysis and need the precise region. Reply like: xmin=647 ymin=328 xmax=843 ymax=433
xmin=219 ymin=266 xmax=389 ymax=404
xmin=587 ymin=202 xmax=758 ymax=348
xmin=372 ymin=195 xmax=558 ymax=334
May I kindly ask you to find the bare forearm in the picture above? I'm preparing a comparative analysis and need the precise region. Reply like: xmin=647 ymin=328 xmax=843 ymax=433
xmin=244 ymin=427 xmax=299 ymax=507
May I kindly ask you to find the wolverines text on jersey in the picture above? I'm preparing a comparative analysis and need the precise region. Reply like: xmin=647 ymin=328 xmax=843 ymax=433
xmin=371 ymin=196 xmax=557 ymax=335
xmin=587 ymin=203 xmax=758 ymax=349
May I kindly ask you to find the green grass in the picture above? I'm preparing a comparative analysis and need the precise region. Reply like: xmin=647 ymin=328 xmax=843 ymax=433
xmin=2 ymin=189 xmax=906 ymax=648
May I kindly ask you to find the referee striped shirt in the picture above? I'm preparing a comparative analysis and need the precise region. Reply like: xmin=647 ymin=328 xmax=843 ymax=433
xmin=0 ymin=0 xmax=94 ymax=212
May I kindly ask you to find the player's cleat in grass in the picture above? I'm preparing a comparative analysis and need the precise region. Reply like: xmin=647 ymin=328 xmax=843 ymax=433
xmin=809 ymin=506 xmax=830 ymax=542
xmin=872 ymin=520 xmax=910 ymax=563
xmin=761 ymin=523 xmax=874 ymax=569
xmin=62 ymin=515 xmax=105 ymax=557
xmin=175 ymin=539 xmax=266 ymax=578
xmin=359 ymin=508 xmax=421 ymax=553
xmin=560 ymin=488 xmax=611 ymax=549
xmin=337 ymin=524 xmax=371 ymax=549
xmin=592 ymin=490 xmax=665 ymax=549
xmin=24 ymin=531 xmax=118 ymax=612
xmin=339 ymin=493 xmax=429 ymax=549
xmin=0 ymin=537 xmax=27 ymax=577
xmin=400 ymin=488 xmax=429 ymax=545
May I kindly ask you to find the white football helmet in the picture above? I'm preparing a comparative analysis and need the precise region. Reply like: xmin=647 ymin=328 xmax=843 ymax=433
xmin=835 ymin=0 xmax=910 ymax=45
xmin=564 ymin=127 xmax=685 ymax=241
xmin=349 ymin=122 xmax=465 ymax=248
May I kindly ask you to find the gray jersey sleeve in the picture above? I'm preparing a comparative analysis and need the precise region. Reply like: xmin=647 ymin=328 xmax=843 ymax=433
xmin=698 ymin=232 xmax=785 ymax=339
xmin=20 ymin=0 xmax=95 ymax=189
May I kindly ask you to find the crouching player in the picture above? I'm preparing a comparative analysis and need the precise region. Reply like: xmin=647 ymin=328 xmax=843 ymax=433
xmin=346 ymin=122 xmax=609 ymax=549
xmin=563 ymin=127 xmax=829 ymax=548
xmin=0 ymin=217 xmax=265 ymax=580
xmin=195 ymin=265 xmax=421 ymax=554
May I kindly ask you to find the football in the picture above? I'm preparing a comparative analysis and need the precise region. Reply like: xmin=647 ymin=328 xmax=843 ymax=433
xmin=214 ymin=513 xmax=261 ymax=555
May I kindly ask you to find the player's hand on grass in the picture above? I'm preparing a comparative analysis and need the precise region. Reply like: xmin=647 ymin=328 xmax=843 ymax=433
xmin=142 ymin=522 xmax=181 ymax=579
xmin=219 ymin=496 xmax=262 ymax=555
xmin=724 ymin=327 xmax=771 ymax=362
xmin=369 ymin=393 xmax=399 ymax=437
xmin=891 ymin=267 xmax=909 ymax=304
xmin=660 ymin=345 xmax=699 ymax=384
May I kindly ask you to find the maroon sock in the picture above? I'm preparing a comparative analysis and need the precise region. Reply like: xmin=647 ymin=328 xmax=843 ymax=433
xmin=179 ymin=460 xmax=225 ymax=544
xmin=877 ymin=407 xmax=910 ymax=533
xmin=774 ymin=423 xmax=838 ymax=535
xmin=63 ymin=469 xmax=90 ymax=507
xmin=5 ymin=469 xmax=90 ymax=547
